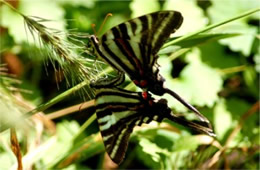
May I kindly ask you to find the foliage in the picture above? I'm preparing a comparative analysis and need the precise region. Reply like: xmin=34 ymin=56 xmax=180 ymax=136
xmin=0 ymin=0 xmax=259 ymax=169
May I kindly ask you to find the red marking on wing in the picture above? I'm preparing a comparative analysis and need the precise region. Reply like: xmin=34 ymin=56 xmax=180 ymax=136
xmin=142 ymin=91 xmax=148 ymax=100
xmin=117 ymin=39 xmax=143 ymax=72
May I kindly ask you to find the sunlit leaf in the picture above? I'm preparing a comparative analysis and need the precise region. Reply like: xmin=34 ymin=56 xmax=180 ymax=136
xmin=137 ymin=137 xmax=170 ymax=169
xmin=130 ymin=0 xmax=160 ymax=18
xmin=160 ymin=48 xmax=223 ymax=112
xmin=173 ymin=135 xmax=199 ymax=151
xmin=208 ymin=0 xmax=258 ymax=56
xmin=159 ymin=33 xmax=240 ymax=55
xmin=253 ymin=53 xmax=260 ymax=73
xmin=243 ymin=66 xmax=257 ymax=89
xmin=213 ymin=99 xmax=233 ymax=140
xmin=163 ymin=0 xmax=207 ymax=35
xmin=171 ymin=33 xmax=240 ymax=49
xmin=242 ymin=66 xmax=259 ymax=98
xmin=1 ymin=0 xmax=65 ymax=44
xmin=57 ymin=0 xmax=95 ymax=8
xmin=42 ymin=121 xmax=80 ymax=167
xmin=0 ymin=153 xmax=13 ymax=169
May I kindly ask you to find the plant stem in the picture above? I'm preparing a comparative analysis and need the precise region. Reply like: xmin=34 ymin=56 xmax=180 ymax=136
xmin=218 ymin=65 xmax=247 ymax=74
xmin=163 ymin=8 xmax=260 ymax=48
xmin=0 ymin=0 xmax=24 ymax=16
xmin=169 ymin=48 xmax=190 ymax=61
xmin=73 ymin=113 xmax=97 ymax=142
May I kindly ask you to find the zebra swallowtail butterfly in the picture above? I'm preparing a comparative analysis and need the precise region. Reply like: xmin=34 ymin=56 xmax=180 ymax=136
xmin=88 ymin=11 xmax=210 ymax=125
xmin=95 ymin=87 xmax=215 ymax=164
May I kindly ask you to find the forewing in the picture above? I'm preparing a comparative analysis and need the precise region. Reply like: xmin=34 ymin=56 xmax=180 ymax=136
xmin=101 ymin=11 xmax=183 ymax=55
xmin=99 ymin=39 xmax=153 ymax=79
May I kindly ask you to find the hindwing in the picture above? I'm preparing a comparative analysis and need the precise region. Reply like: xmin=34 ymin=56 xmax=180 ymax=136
xmin=94 ymin=88 xmax=215 ymax=164
xmin=95 ymin=88 xmax=149 ymax=164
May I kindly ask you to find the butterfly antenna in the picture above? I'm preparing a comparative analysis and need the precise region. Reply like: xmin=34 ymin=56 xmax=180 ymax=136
xmin=91 ymin=24 xmax=97 ymax=36
xmin=164 ymin=88 xmax=210 ymax=123
xmin=97 ymin=13 xmax=113 ymax=36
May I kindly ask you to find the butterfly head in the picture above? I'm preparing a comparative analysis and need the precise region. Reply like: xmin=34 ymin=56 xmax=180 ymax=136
xmin=85 ymin=35 xmax=99 ymax=56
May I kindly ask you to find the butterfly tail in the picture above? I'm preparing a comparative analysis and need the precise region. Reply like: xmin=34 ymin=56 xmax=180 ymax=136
xmin=164 ymin=88 xmax=210 ymax=124
xmin=166 ymin=112 xmax=216 ymax=137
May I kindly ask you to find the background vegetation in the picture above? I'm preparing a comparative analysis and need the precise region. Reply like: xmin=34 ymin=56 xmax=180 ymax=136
xmin=0 ymin=0 xmax=259 ymax=169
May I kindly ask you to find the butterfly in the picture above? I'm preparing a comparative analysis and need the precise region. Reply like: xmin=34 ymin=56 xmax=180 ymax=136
xmin=88 ymin=11 xmax=210 ymax=125
xmin=95 ymin=87 xmax=215 ymax=164
xmin=88 ymin=11 xmax=215 ymax=164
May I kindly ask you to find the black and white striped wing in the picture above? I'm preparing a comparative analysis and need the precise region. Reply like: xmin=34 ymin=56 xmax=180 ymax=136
xmin=95 ymin=88 xmax=149 ymax=164
xmin=95 ymin=88 xmax=215 ymax=164
xmin=98 ymin=11 xmax=183 ymax=76
xmin=101 ymin=11 xmax=183 ymax=55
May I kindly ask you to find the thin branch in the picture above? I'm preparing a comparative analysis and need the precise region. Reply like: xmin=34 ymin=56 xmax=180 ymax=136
xmin=207 ymin=101 xmax=260 ymax=168
xmin=46 ymin=100 xmax=95 ymax=120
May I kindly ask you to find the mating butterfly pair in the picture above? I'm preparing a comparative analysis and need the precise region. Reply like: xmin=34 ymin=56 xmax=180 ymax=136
xmin=88 ymin=11 xmax=215 ymax=164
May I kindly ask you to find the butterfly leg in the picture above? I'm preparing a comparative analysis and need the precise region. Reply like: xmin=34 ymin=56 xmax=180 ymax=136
xmin=90 ymin=71 xmax=125 ymax=88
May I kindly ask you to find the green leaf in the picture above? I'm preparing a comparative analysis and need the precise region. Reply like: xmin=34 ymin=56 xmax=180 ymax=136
xmin=130 ymin=0 xmax=160 ymax=18
xmin=160 ymin=48 xmax=223 ymax=112
xmin=1 ymin=5 xmax=24 ymax=43
xmin=208 ymin=0 xmax=258 ymax=56
xmin=243 ymin=66 xmax=257 ymax=90
xmin=137 ymin=138 xmax=170 ymax=169
xmin=199 ymin=42 xmax=241 ymax=69
xmin=0 ymin=87 xmax=26 ymax=131
xmin=215 ymin=98 xmax=252 ymax=145
xmin=57 ymin=0 xmax=95 ymax=8
xmin=242 ymin=66 xmax=259 ymax=98
xmin=134 ymin=128 xmax=180 ymax=150
xmin=226 ymin=98 xmax=251 ymax=121
xmin=163 ymin=0 xmax=207 ymax=35
xmin=218 ymin=25 xmax=257 ymax=56
xmin=155 ymin=129 xmax=180 ymax=150
xmin=159 ymin=33 xmax=240 ymax=55
xmin=253 ymin=53 xmax=260 ymax=73
xmin=174 ymin=33 xmax=240 ymax=49
xmin=208 ymin=0 xmax=260 ymax=22
xmin=213 ymin=99 xmax=233 ymax=140
xmin=100 ymin=15 xmax=127 ymax=36
xmin=173 ymin=135 xmax=199 ymax=151
xmin=0 ymin=153 xmax=13 ymax=169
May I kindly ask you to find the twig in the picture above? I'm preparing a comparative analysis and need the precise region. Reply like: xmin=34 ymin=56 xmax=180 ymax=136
xmin=46 ymin=100 xmax=95 ymax=120
xmin=207 ymin=101 xmax=260 ymax=168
